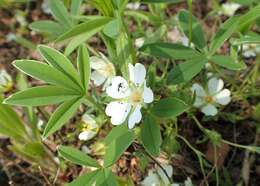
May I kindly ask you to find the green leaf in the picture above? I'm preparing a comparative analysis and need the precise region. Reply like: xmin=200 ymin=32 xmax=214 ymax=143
xmin=70 ymin=0 xmax=83 ymax=16
xmin=141 ymin=0 xmax=183 ymax=3
xmin=178 ymin=10 xmax=206 ymax=49
xmin=58 ymin=145 xmax=100 ymax=167
xmin=48 ymin=0 xmax=73 ymax=29
xmin=209 ymin=16 xmax=240 ymax=56
xmin=237 ymin=5 xmax=260 ymax=32
xmin=22 ymin=142 xmax=46 ymax=157
xmin=103 ymin=19 xmax=120 ymax=39
xmin=4 ymin=86 xmax=80 ymax=106
xmin=38 ymin=45 xmax=83 ymax=90
xmin=167 ymin=55 xmax=207 ymax=85
xmin=140 ymin=43 xmax=200 ymax=60
xmin=29 ymin=20 xmax=64 ymax=36
xmin=152 ymin=97 xmax=189 ymax=118
xmin=56 ymin=17 xmax=112 ymax=42
xmin=104 ymin=126 xmax=135 ymax=167
xmin=66 ymin=170 xmax=100 ymax=186
xmin=96 ymin=169 xmax=118 ymax=186
xmin=0 ymin=97 xmax=27 ymax=141
xmin=231 ymin=35 xmax=260 ymax=45
xmin=211 ymin=55 xmax=246 ymax=70
xmin=13 ymin=60 xmax=82 ymax=92
xmin=42 ymin=97 xmax=83 ymax=139
xmin=140 ymin=115 xmax=161 ymax=156
xmin=103 ymin=124 xmax=129 ymax=145
xmin=77 ymin=45 xmax=91 ymax=90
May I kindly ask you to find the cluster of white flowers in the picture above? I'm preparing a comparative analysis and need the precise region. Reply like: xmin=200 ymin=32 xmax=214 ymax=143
xmin=141 ymin=164 xmax=193 ymax=186
xmin=105 ymin=63 xmax=154 ymax=129
xmin=241 ymin=43 xmax=260 ymax=58
xmin=84 ymin=54 xmax=154 ymax=132
xmin=78 ymin=53 xmax=153 ymax=140
xmin=219 ymin=2 xmax=241 ymax=17
xmin=0 ymin=69 xmax=12 ymax=93
xmin=191 ymin=77 xmax=231 ymax=116
xmin=78 ymin=113 xmax=99 ymax=141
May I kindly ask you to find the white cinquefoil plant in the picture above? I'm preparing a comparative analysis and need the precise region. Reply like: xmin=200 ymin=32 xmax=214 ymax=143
xmin=2 ymin=0 xmax=260 ymax=185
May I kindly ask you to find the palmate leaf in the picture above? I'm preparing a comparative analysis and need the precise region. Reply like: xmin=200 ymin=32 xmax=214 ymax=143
xmin=211 ymin=55 xmax=246 ymax=71
xmin=56 ymin=17 xmax=112 ymax=42
xmin=141 ymin=0 xmax=183 ymax=3
xmin=167 ymin=55 xmax=208 ymax=85
xmin=140 ymin=115 xmax=162 ymax=156
xmin=29 ymin=21 xmax=64 ymax=37
xmin=151 ymin=97 xmax=190 ymax=118
xmin=66 ymin=170 xmax=100 ymax=186
xmin=178 ymin=10 xmax=206 ymax=49
xmin=140 ymin=42 xmax=200 ymax=60
xmin=209 ymin=16 xmax=240 ymax=56
xmin=95 ymin=169 xmax=118 ymax=186
xmin=77 ymin=45 xmax=91 ymax=90
xmin=38 ymin=45 xmax=83 ymax=90
xmin=43 ymin=97 xmax=83 ymax=139
xmin=103 ymin=125 xmax=135 ymax=168
xmin=4 ymin=86 xmax=81 ymax=106
xmin=0 ymin=97 xmax=27 ymax=141
xmin=48 ymin=0 xmax=73 ymax=29
xmin=13 ymin=60 xmax=82 ymax=92
xmin=58 ymin=145 xmax=100 ymax=167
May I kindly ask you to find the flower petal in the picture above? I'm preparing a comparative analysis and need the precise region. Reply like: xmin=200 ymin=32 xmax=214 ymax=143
xmin=91 ymin=71 xmax=106 ymax=86
xmin=141 ymin=170 xmax=160 ymax=186
xmin=105 ymin=101 xmax=131 ymax=125
xmin=128 ymin=63 xmax=135 ymax=83
xmin=106 ymin=76 xmax=130 ymax=99
xmin=78 ymin=131 xmax=96 ymax=141
xmin=131 ymin=63 xmax=146 ymax=85
xmin=208 ymin=78 xmax=224 ymax=95
xmin=215 ymin=89 xmax=231 ymax=105
xmin=128 ymin=105 xmax=142 ymax=129
xmin=191 ymin=83 xmax=206 ymax=97
xmin=90 ymin=56 xmax=106 ymax=70
xmin=157 ymin=164 xmax=173 ymax=185
xmin=193 ymin=97 xmax=204 ymax=107
xmin=143 ymin=83 xmax=154 ymax=103
xmin=201 ymin=104 xmax=218 ymax=116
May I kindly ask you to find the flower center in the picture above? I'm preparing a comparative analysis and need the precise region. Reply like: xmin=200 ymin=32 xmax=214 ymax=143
xmin=204 ymin=96 xmax=214 ymax=104
xmin=248 ymin=44 xmax=256 ymax=50
xmin=101 ymin=63 xmax=115 ymax=76
xmin=130 ymin=89 xmax=143 ymax=105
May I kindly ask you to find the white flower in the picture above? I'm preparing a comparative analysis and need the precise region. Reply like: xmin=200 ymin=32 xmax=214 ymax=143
xmin=141 ymin=164 xmax=174 ymax=186
xmin=90 ymin=53 xmax=115 ymax=89
xmin=219 ymin=3 xmax=240 ymax=17
xmin=0 ymin=69 xmax=12 ymax=92
xmin=81 ymin=145 xmax=91 ymax=154
xmin=78 ymin=114 xmax=99 ymax=141
xmin=184 ymin=177 xmax=193 ymax=186
xmin=126 ymin=2 xmax=141 ymax=10
xmin=191 ymin=77 xmax=231 ymax=116
xmin=42 ymin=0 xmax=52 ymax=14
xmin=37 ymin=119 xmax=44 ymax=130
xmin=241 ymin=43 xmax=260 ymax=58
xmin=135 ymin=37 xmax=145 ymax=48
xmin=105 ymin=63 xmax=154 ymax=129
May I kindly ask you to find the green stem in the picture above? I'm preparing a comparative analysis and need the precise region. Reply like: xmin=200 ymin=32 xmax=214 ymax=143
xmin=187 ymin=0 xmax=193 ymax=47
xmin=84 ymin=95 xmax=104 ymax=114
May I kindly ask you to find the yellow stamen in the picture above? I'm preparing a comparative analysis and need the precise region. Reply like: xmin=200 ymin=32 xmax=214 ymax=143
xmin=204 ymin=96 xmax=214 ymax=104
xmin=130 ymin=89 xmax=143 ymax=105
